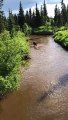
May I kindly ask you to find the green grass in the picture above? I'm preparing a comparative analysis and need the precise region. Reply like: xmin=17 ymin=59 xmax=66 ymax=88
xmin=54 ymin=30 xmax=68 ymax=48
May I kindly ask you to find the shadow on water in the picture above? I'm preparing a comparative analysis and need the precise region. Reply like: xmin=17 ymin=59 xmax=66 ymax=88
xmin=38 ymin=74 xmax=68 ymax=102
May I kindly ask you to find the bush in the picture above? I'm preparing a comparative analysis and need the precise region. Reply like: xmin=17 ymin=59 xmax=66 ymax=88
xmin=54 ymin=30 xmax=68 ymax=48
xmin=23 ymin=23 xmax=32 ymax=36
xmin=0 ymin=30 xmax=30 ymax=95
xmin=58 ymin=26 xmax=67 ymax=31
xmin=34 ymin=23 xmax=53 ymax=33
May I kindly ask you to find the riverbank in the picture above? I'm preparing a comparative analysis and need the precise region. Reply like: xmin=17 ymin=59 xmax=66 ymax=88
xmin=54 ymin=30 xmax=68 ymax=50
xmin=32 ymin=31 xmax=53 ymax=35
xmin=0 ymin=31 xmax=30 ymax=98
xmin=32 ymin=25 xmax=53 ymax=35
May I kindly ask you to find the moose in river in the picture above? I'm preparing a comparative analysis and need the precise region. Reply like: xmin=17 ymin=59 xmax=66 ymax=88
xmin=33 ymin=41 xmax=37 ymax=46
xmin=33 ymin=41 xmax=38 ymax=49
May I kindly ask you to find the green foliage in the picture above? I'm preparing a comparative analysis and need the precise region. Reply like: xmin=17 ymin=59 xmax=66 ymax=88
xmin=23 ymin=23 xmax=32 ymax=36
xmin=0 ymin=0 xmax=3 ymax=13
xmin=34 ymin=22 xmax=53 ymax=33
xmin=54 ymin=30 xmax=68 ymax=48
xmin=0 ymin=30 xmax=30 ymax=95
xmin=43 ymin=0 xmax=47 ymax=24
xmin=18 ymin=1 xmax=25 ymax=30
xmin=58 ymin=26 xmax=67 ymax=31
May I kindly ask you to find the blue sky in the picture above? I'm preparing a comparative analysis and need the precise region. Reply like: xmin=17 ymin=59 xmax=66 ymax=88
xmin=3 ymin=0 xmax=68 ymax=17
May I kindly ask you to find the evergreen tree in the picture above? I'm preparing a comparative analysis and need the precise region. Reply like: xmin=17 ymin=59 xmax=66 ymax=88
xmin=40 ymin=5 xmax=44 ymax=24
xmin=7 ymin=10 xmax=14 ymax=36
xmin=31 ymin=10 xmax=36 ymax=28
xmin=54 ymin=5 xmax=61 ymax=26
xmin=13 ymin=14 xmax=18 ymax=25
xmin=61 ymin=0 xmax=63 ymax=5
xmin=25 ymin=10 xmax=29 ymax=25
xmin=54 ymin=5 xmax=58 ymax=26
xmin=54 ymin=0 xmax=68 ymax=26
xmin=13 ymin=14 xmax=20 ymax=31
xmin=67 ymin=4 xmax=68 ymax=24
xmin=57 ymin=8 xmax=61 ymax=26
xmin=18 ymin=1 xmax=25 ymax=31
xmin=29 ymin=8 xmax=32 ymax=26
xmin=0 ymin=0 xmax=3 ymax=12
xmin=0 ymin=0 xmax=4 ymax=32
xmin=43 ymin=0 xmax=47 ymax=24
xmin=3 ymin=15 xmax=7 ymax=29
xmin=35 ymin=3 xmax=42 ymax=27
xmin=61 ymin=2 xmax=67 ymax=25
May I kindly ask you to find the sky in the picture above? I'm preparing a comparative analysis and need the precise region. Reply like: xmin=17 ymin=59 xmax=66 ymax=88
xmin=2 ymin=0 xmax=68 ymax=17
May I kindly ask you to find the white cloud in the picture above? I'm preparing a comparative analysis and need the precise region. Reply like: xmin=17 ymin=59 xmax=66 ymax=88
xmin=6 ymin=0 xmax=68 ymax=18
xmin=12 ymin=10 xmax=19 ymax=14
xmin=47 ymin=0 xmax=68 ymax=17
xmin=47 ymin=3 xmax=61 ymax=17
xmin=64 ymin=0 xmax=68 ymax=4
xmin=28 ymin=3 xmax=61 ymax=17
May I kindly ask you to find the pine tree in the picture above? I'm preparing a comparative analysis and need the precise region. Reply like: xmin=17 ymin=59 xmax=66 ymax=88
xmin=18 ymin=1 xmax=25 ymax=31
xmin=13 ymin=14 xmax=18 ymax=25
xmin=25 ymin=10 xmax=29 ymax=25
xmin=61 ymin=0 xmax=63 ymax=5
xmin=0 ymin=0 xmax=4 ymax=32
xmin=31 ymin=10 xmax=35 ymax=28
xmin=54 ymin=5 xmax=58 ymax=26
xmin=29 ymin=8 xmax=32 ymax=26
xmin=0 ymin=0 xmax=3 ymax=12
xmin=54 ymin=5 xmax=62 ymax=26
xmin=35 ymin=3 xmax=42 ymax=27
xmin=40 ymin=5 xmax=44 ymax=25
xmin=7 ymin=10 xmax=14 ymax=36
xmin=13 ymin=14 xmax=20 ymax=31
xmin=61 ymin=0 xmax=67 ymax=25
xmin=57 ymin=8 xmax=61 ymax=26
xmin=43 ymin=0 xmax=47 ymax=24
xmin=67 ymin=5 xmax=68 ymax=24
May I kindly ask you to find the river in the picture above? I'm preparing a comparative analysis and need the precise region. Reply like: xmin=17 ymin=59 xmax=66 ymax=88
xmin=0 ymin=36 xmax=68 ymax=120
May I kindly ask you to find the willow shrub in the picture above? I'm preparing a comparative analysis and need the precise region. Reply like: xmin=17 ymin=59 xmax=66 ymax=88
xmin=23 ymin=23 xmax=32 ymax=36
xmin=54 ymin=30 xmax=68 ymax=48
xmin=0 ymin=30 xmax=30 ymax=95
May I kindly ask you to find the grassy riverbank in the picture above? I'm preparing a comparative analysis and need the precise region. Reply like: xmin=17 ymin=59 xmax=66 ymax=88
xmin=0 ymin=31 xmax=30 ymax=97
xmin=54 ymin=30 xmax=68 ymax=49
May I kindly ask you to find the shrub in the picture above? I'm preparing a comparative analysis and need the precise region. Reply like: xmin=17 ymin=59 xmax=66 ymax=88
xmin=34 ymin=23 xmax=53 ymax=33
xmin=0 ymin=30 xmax=30 ymax=95
xmin=58 ymin=26 xmax=67 ymax=31
xmin=23 ymin=23 xmax=32 ymax=36
xmin=54 ymin=30 xmax=68 ymax=48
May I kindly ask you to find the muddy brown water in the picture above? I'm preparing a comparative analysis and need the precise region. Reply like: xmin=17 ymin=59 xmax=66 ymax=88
xmin=0 ymin=36 xmax=68 ymax=120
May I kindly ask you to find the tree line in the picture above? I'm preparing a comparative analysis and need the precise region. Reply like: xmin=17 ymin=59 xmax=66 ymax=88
xmin=54 ymin=0 xmax=68 ymax=26
xmin=0 ymin=0 xmax=47 ymax=33
xmin=0 ymin=0 xmax=68 ymax=34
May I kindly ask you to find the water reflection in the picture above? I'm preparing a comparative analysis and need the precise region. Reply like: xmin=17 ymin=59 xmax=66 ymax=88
xmin=38 ymin=74 xmax=68 ymax=102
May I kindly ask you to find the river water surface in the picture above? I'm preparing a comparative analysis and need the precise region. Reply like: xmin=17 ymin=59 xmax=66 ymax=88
xmin=0 ymin=36 xmax=68 ymax=120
